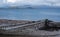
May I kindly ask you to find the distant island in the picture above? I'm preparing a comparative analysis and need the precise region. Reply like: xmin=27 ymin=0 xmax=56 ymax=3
xmin=0 ymin=5 xmax=60 ymax=9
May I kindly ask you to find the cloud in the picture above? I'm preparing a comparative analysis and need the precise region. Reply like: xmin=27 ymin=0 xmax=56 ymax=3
xmin=0 ymin=0 xmax=60 ymax=7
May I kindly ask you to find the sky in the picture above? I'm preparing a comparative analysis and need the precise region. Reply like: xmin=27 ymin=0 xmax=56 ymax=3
xmin=0 ymin=0 xmax=60 ymax=7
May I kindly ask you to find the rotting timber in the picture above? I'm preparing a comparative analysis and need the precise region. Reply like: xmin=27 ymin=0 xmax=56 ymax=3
xmin=0 ymin=19 xmax=60 ymax=36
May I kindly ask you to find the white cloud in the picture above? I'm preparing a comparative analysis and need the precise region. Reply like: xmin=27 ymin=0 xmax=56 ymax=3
xmin=6 ymin=0 xmax=17 ymax=3
xmin=1 ymin=0 xmax=60 ymax=7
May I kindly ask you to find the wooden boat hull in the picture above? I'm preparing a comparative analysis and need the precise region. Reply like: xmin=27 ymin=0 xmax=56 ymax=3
xmin=0 ymin=28 xmax=60 ymax=36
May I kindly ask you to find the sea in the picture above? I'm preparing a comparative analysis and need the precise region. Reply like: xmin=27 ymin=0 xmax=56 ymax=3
xmin=0 ymin=8 xmax=60 ymax=21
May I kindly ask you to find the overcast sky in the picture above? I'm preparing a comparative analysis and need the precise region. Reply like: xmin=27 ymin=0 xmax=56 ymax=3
xmin=0 ymin=0 xmax=60 ymax=7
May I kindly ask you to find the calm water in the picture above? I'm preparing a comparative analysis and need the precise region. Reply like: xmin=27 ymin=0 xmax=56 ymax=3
xmin=0 ymin=8 xmax=60 ymax=21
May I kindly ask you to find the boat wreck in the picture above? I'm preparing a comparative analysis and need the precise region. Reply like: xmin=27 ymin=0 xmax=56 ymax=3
xmin=0 ymin=19 xmax=60 ymax=37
